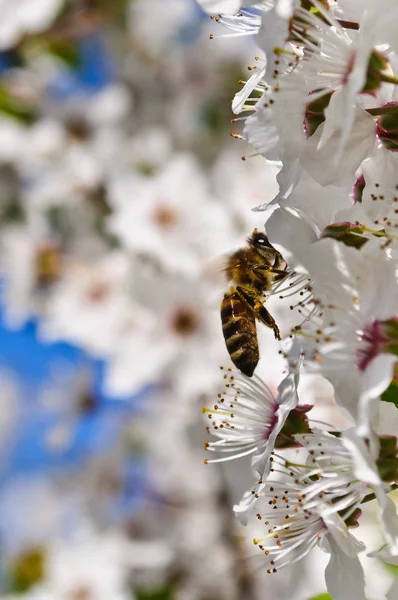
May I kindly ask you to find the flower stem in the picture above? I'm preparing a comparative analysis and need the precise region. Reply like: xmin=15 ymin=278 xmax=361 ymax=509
xmin=380 ymin=73 xmax=398 ymax=85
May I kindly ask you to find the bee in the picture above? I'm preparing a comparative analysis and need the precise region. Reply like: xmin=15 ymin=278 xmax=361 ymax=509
xmin=221 ymin=229 xmax=288 ymax=377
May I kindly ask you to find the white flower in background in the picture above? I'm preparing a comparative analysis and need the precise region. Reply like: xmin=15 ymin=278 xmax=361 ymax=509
xmin=21 ymin=88 xmax=132 ymax=212
xmin=0 ymin=477 xmax=76 ymax=557
xmin=0 ymin=217 xmax=62 ymax=328
xmin=0 ymin=0 xmax=63 ymax=50
xmin=17 ymin=530 xmax=135 ymax=600
xmin=40 ymin=252 xmax=140 ymax=358
xmin=24 ymin=139 xmax=103 ymax=212
xmin=107 ymin=153 xmax=235 ymax=277
xmin=0 ymin=118 xmax=29 ymax=165
xmin=104 ymin=268 xmax=227 ymax=399
xmin=126 ymin=127 xmax=173 ymax=176
xmin=129 ymin=0 xmax=201 ymax=57
xmin=211 ymin=149 xmax=280 ymax=230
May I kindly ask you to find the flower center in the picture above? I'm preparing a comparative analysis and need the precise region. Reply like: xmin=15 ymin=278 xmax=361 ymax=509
xmin=78 ymin=391 xmax=97 ymax=414
xmin=70 ymin=585 xmax=93 ymax=600
xmin=66 ymin=118 xmax=92 ymax=141
xmin=357 ymin=320 xmax=388 ymax=371
xmin=35 ymin=245 xmax=61 ymax=288
xmin=171 ymin=307 xmax=200 ymax=336
xmin=152 ymin=205 xmax=177 ymax=230
xmin=87 ymin=282 xmax=110 ymax=303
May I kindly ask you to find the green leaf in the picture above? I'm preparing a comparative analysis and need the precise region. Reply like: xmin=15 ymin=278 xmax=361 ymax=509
xmin=381 ymin=560 xmax=398 ymax=577
xmin=381 ymin=382 xmax=398 ymax=409
xmin=136 ymin=586 xmax=175 ymax=600
xmin=46 ymin=39 xmax=80 ymax=68
xmin=8 ymin=548 xmax=45 ymax=593
xmin=307 ymin=594 xmax=332 ymax=600
xmin=0 ymin=86 xmax=36 ymax=124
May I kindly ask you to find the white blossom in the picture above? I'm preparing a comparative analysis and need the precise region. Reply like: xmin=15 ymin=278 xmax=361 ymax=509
xmin=0 ymin=0 xmax=63 ymax=50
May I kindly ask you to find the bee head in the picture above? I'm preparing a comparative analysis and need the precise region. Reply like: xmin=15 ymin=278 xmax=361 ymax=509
xmin=250 ymin=230 xmax=272 ymax=250
xmin=249 ymin=229 xmax=288 ymax=271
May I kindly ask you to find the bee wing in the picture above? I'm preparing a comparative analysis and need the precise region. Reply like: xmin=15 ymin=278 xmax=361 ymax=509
xmin=201 ymin=250 xmax=233 ymax=288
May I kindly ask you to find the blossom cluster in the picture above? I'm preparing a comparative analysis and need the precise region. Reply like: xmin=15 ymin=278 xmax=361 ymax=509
xmin=199 ymin=1 xmax=398 ymax=598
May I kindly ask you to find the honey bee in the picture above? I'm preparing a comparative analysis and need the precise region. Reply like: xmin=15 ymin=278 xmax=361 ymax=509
xmin=221 ymin=229 xmax=288 ymax=377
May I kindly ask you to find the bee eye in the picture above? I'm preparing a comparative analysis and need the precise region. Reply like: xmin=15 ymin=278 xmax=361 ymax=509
xmin=254 ymin=234 xmax=268 ymax=247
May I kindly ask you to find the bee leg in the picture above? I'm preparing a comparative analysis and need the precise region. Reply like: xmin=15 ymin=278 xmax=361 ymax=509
xmin=251 ymin=265 xmax=272 ymax=279
xmin=236 ymin=286 xmax=281 ymax=341
xmin=255 ymin=304 xmax=281 ymax=340
xmin=252 ymin=265 xmax=287 ymax=279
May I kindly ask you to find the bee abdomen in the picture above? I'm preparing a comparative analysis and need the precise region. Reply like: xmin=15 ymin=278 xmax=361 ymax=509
xmin=221 ymin=292 xmax=259 ymax=378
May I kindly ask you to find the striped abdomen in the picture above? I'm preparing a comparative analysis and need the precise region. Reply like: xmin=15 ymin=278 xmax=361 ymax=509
xmin=221 ymin=291 xmax=259 ymax=377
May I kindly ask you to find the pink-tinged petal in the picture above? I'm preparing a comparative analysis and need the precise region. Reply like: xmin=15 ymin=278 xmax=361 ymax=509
xmin=325 ymin=535 xmax=366 ymax=600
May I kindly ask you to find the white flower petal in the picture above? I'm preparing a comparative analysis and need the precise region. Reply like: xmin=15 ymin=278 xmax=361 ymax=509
xmin=375 ymin=490 xmax=398 ymax=556
xmin=266 ymin=207 xmax=317 ymax=269
xmin=233 ymin=67 xmax=266 ymax=115
xmin=325 ymin=535 xmax=366 ymax=600
xmin=301 ymin=109 xmax=376 ymax=187
xmin=387 ymin=579 xmax=398 ymax=600
xmin=342 ymin=428 xmax=381 ymax=485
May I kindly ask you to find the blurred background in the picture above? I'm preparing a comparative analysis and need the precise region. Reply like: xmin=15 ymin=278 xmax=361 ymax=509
xmin=0 ymin=1 xmax=394 ymax=599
